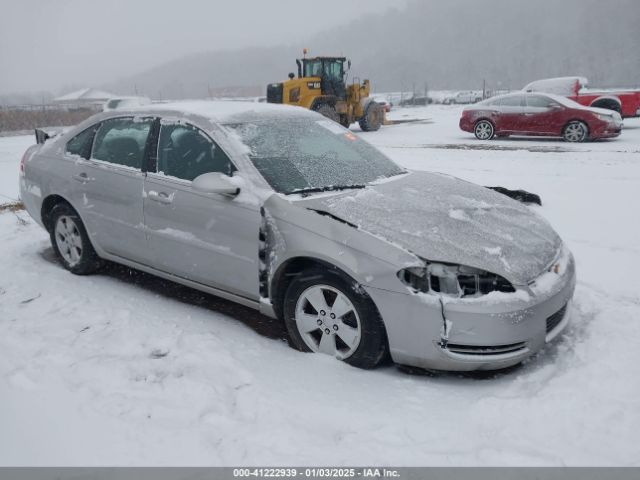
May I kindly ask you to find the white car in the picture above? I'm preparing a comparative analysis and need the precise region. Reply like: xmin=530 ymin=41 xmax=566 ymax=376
xmin=444 ymin=91 xmax=483 ymax=105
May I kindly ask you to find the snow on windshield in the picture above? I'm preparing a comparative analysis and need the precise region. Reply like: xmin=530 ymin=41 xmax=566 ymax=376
xmin=223 ymin=115 xmax=405 ymax=194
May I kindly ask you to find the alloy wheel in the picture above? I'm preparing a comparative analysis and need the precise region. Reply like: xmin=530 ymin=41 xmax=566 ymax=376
xmin=294 ymin=284 xmax=362 ymax=359
xmin=564 ymin=122 xmax=587 ymax=142
xmin=475 ymin=120 xmax=494 ymax=140
xmin=54 ymin=216 xmax=83 ymax=267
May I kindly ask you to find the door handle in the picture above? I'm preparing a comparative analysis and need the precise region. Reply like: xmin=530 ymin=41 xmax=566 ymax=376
xmin=148 ymin=190 xmax=173 ymax=204
xmin=72 ymin=172 xmax=92 ymax=183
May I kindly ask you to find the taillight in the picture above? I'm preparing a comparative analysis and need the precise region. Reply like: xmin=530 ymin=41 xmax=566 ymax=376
xmin=19 ymin=149 xmax=30 ymax=177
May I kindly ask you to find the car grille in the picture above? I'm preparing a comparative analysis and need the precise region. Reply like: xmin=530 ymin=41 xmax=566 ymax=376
xmin=446 ymin=341 xmax=527 ymax=356
xmin=546 ymin=303 xmax=568 ymax=333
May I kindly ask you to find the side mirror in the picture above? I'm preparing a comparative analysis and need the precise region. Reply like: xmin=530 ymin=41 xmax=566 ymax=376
xmin=288 ymin=72 xmax=295 ymax=80
xmin=192 ymin=172 xmax=240 ymax=196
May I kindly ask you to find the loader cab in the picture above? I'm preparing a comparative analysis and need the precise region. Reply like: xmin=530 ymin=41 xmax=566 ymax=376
xmin=298 ymin=57 xmax=348 ymax=99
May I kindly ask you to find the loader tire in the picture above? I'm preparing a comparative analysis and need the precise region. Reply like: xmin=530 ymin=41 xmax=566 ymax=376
xmin=339 ymin=115 xmax=351 ymax=128
xmin=315 ymin=104 xmax=340 ymax=123
xmin=359 ymin=102 xmax=383 ymax=132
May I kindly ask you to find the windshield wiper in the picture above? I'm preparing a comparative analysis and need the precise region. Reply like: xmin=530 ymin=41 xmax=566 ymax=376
xmin=286 ymin=184 xmax=367 ymax=196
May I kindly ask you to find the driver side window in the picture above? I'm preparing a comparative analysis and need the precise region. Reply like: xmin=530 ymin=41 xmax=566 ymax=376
xmin=156 ymin=123 xmax=236 ymax=181
xmin=526 ymin=95 xmax=558 ymax=108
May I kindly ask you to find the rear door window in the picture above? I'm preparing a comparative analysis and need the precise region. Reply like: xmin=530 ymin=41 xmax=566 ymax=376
xmin=65 ymin=126 xmax=97 ymax=160
xmin=498 ymin=96 xmax=524 ymax=107
xmin=156 ymin=122 xmax=236 ymax=181
xmin=92 ymin=117 xmax=153 ymax=169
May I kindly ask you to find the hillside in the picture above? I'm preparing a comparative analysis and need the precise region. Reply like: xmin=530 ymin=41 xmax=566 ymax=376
xmin=107 ymin=0 xmax=640 ymax=99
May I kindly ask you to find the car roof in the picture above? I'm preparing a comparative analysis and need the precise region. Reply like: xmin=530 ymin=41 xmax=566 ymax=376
xmin=125 ymin=100 xmax=315 ymax=123
xmin=473 ymin=91 xmax=587 ymax=110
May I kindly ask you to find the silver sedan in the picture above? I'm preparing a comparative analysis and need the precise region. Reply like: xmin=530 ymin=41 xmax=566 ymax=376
xmin=19 ymin=101 xmax=575 ymax=371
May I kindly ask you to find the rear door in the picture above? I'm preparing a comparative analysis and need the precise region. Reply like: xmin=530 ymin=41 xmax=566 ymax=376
xmin=142 ymin=120 xmax=261 ymax=299
xmin=523 ymin=95 xmax=564 ymax=134
xmin=68 ymin=116 xmax=154 ymax=263
xmin=495 ymin=95 xmax=525 ymax=133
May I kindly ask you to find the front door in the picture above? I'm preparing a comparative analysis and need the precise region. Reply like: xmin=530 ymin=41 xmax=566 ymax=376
xmin=143 ymin=121 xmax=260 ymax=300
xmin=522 ymin=95 xmax=564 ymax=135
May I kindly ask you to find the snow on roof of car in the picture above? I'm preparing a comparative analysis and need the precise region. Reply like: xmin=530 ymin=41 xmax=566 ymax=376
xmin=128 ymin=100 xmax=315 ymax=123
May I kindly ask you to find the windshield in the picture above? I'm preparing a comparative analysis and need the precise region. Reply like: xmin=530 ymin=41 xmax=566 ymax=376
xmin=225 ymin=115 xmax=406 ymax=194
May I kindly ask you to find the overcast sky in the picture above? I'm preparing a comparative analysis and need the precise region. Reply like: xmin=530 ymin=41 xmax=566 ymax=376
xmin=0 ymin=0 xmax=407 ymax=95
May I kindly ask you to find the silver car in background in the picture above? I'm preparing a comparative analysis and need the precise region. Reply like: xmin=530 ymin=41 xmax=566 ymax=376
xmin=19 ymin=101 xmax=575 ymax=371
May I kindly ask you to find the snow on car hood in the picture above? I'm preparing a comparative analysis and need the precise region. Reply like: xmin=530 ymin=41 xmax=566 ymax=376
xmin=299 ymin=171 xmax=562 ymax=285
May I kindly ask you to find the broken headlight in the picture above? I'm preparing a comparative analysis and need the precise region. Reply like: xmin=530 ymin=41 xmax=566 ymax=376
xmin=398 ymin=262 xmax=515 ymax=298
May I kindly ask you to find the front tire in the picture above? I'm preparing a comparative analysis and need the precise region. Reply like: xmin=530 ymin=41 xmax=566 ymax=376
xmin=49 ymin=203 xmax=102 ymax=275
xmin=283 ymin=268 xmax=388 ymax=369
xmin=359 ymin=102 xmax=383 ymax=132
xmin=563 ymin=121 xmax=588 ymax=142
xmin=474 ymin=120 xmax=495 ymax=140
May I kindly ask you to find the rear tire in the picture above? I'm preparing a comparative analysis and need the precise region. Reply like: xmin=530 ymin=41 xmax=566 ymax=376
xmin=49 ymin=203 xmax=102 ymax=275
xmin=359 ymin=102 xmax=383 ymax=132
xmin=474 ymin=120 xmax=495 ymax=140
xmin=563 ymin=121 xmax=589 ymax=142
xmin=315 ymin=104 xmax=340 ymax=123
xmin=283 ymin=268 xmax=388 ymax=369
xmin=339 ymin=115 xmax=351 ymax=128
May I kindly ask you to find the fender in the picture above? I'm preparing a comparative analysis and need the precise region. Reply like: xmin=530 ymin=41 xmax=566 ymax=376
xmin=360 ymin=97 xmax=376 ymax=111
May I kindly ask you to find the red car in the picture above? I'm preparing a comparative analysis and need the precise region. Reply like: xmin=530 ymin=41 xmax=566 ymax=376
xmin=459 ymin=92 xmax=623 ymax=142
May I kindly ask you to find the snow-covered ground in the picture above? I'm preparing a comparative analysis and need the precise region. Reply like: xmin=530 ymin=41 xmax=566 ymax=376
xmin=0 ymin=134 xmax=30 ymax=202
xmin=1 ymin=105 xmax=640 ymax=466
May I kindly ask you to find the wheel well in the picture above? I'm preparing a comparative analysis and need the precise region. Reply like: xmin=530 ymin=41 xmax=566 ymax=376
xmin=270 ymin=256 xmax=390 ymax=357
xmin=270 ymin=257 xmax=352 ymax=320
xmin=590 ymin=97 xmax=621 ymax=113
xmin=41 ymin=195 xmax=73 ymax=232
xmin=310 ymin=97 xmax=337 ymax=111
xmin=475 ymin=118 xmax=495 ymax=128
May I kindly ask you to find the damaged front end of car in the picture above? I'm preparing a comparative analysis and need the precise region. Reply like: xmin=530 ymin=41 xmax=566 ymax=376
xmin=386 ymin=243 xmax=576 ymax=370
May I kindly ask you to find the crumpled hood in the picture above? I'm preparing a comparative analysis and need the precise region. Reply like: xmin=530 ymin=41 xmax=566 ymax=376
xmin=299 ymin=171 xmax=562 ymax=285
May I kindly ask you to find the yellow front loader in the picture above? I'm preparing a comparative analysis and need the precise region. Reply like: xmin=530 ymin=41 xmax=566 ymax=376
xmin=266 ymin=52 xmax=384 ymax=131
